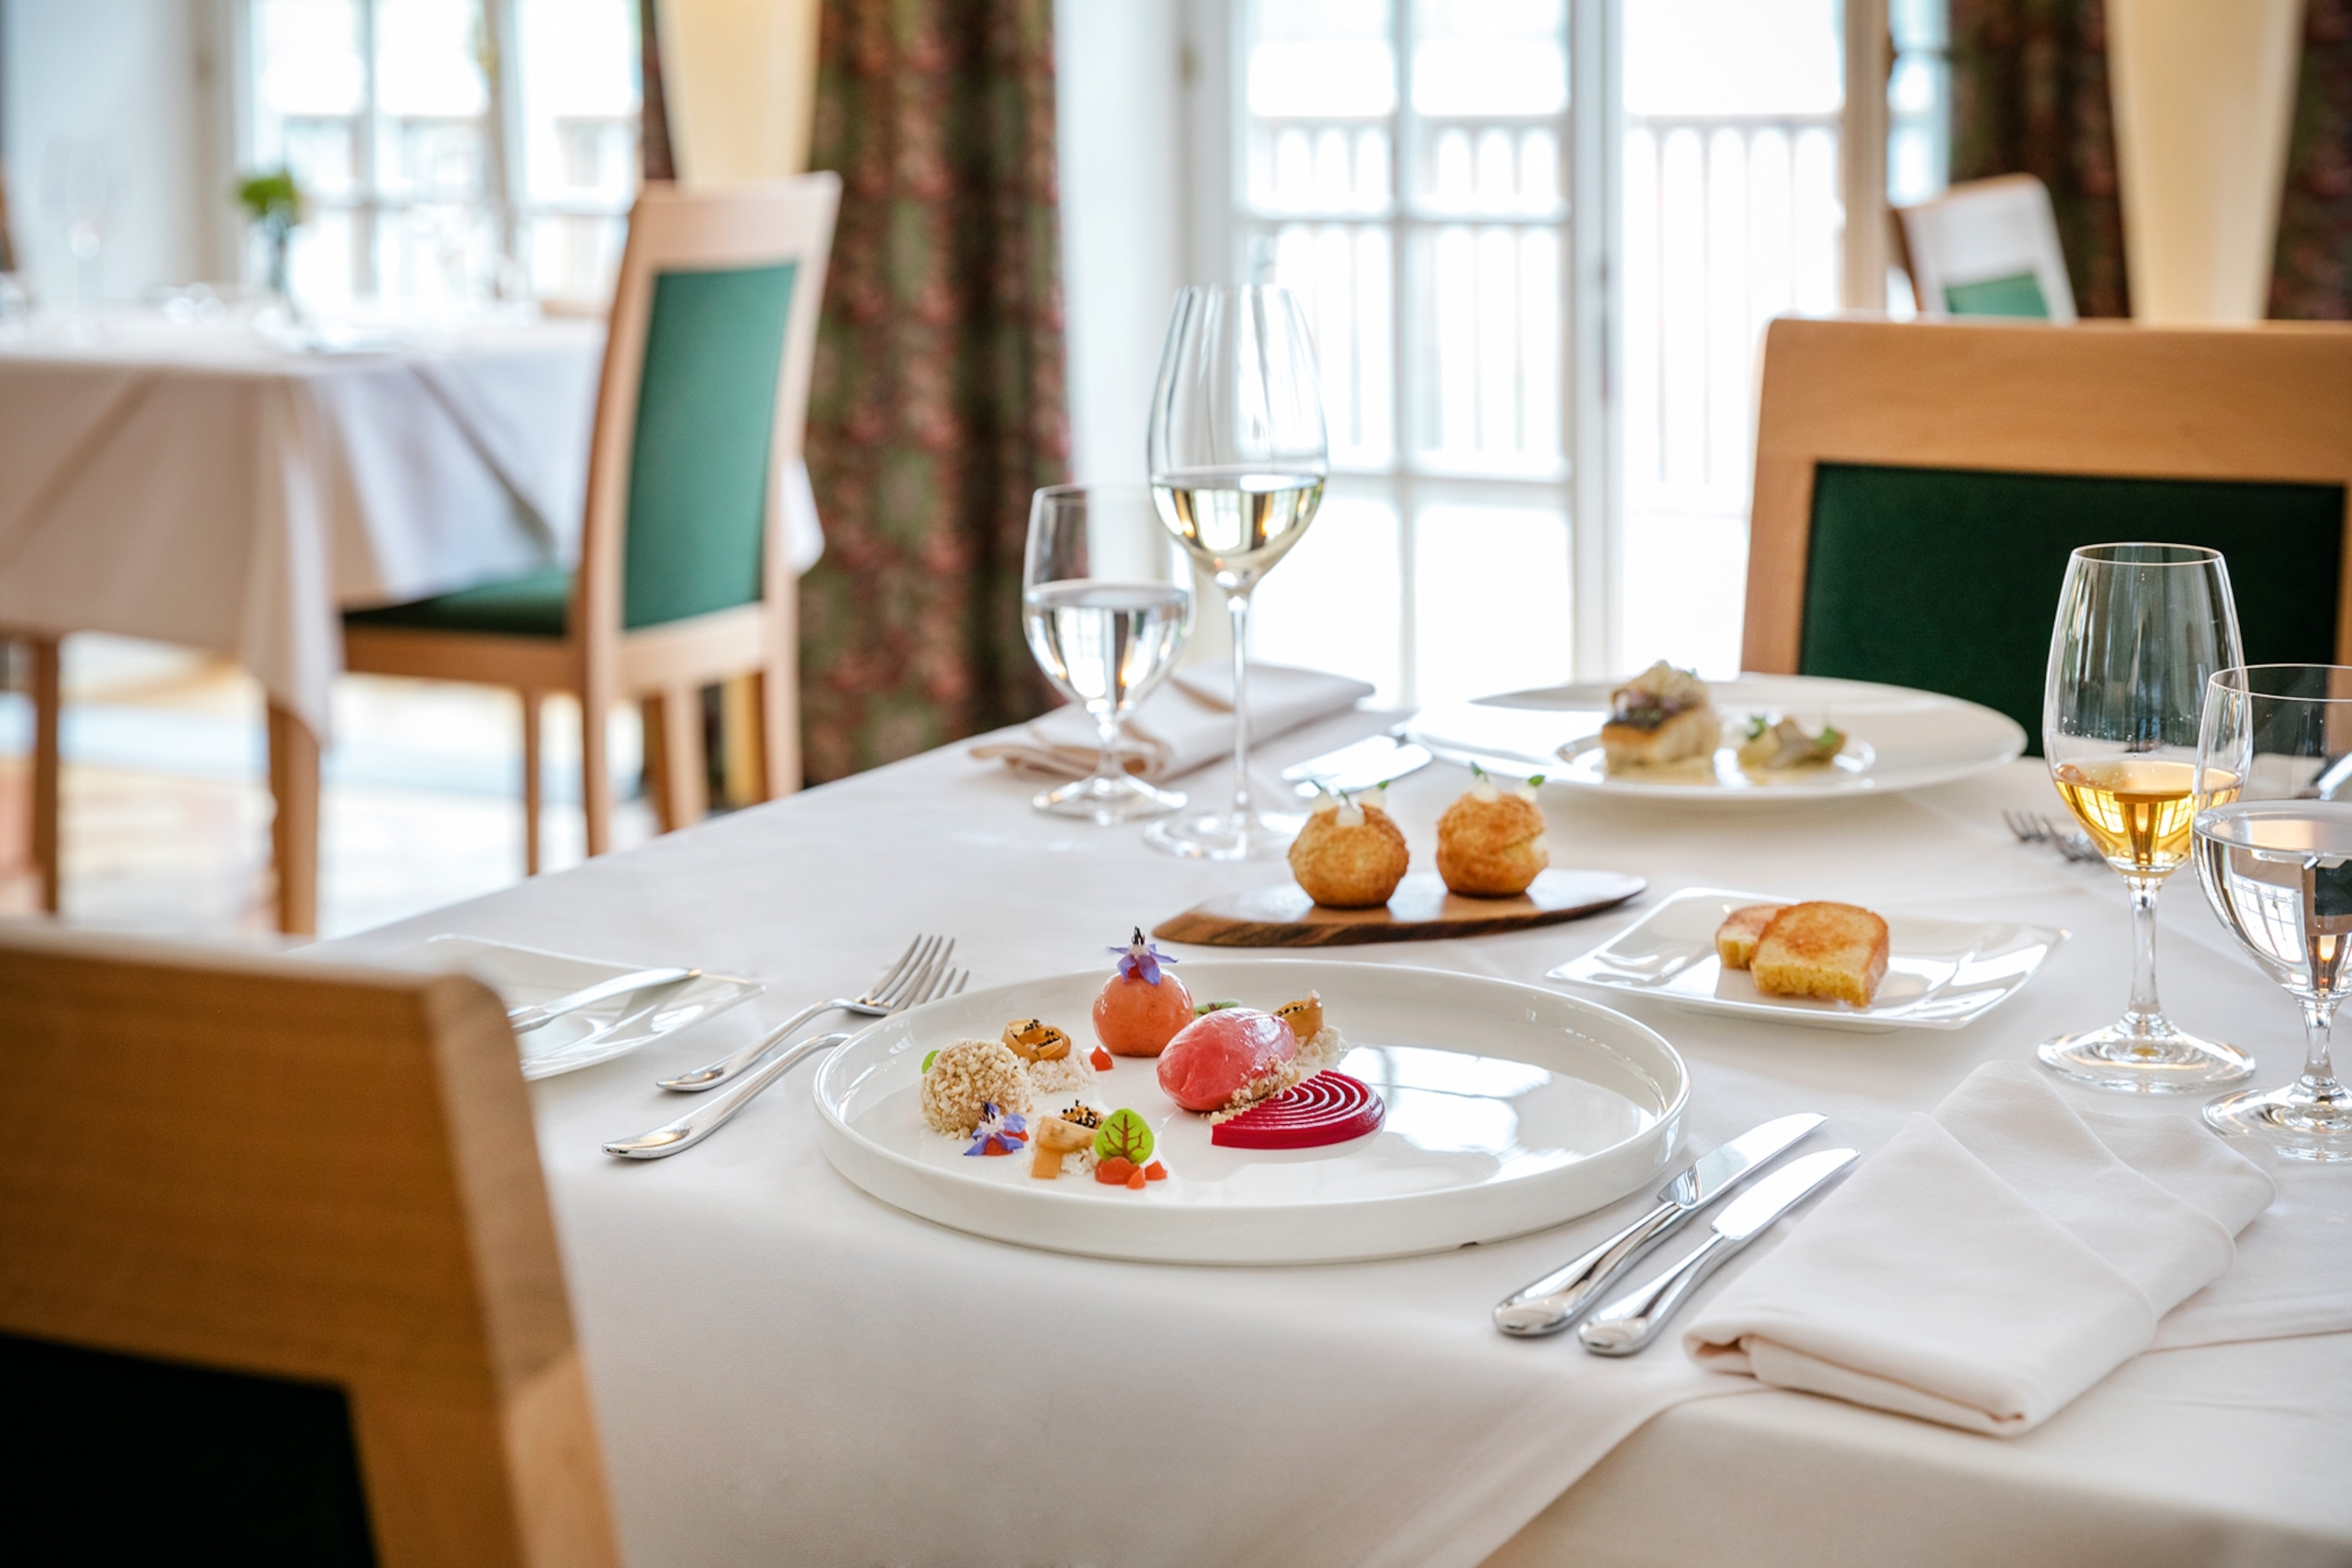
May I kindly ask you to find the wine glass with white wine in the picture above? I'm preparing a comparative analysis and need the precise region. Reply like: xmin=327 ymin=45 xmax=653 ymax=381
xmin=2040 ymin=542 xmax=2252 ymax=1092
xmin=1021 ymin=485 xmax=1194 ymax=823
xmin=1143 ymin=284 xmax=1328 ymax=861
xmin=2193 ymin=665 xmax=2352 ymax=1160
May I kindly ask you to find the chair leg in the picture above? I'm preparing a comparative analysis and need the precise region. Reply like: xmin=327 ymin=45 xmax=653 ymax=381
xmin=582 ymin=683 xmax=613 ymax=858
xmin=520 ymin=689 xmax=543 ymax=877
xmin=266 ymin=701 xmax=319 ymax=938
xmin=720 ymin=674 xmax=763 ymax=806
xmin=639 ymin=694 xmax=672 ymax=835
xmin=650 ymin=685 xmax=707 ymax=832
xmin=754 ymin=665 xmax=799 ymax=802
xmin=29 ymin=635 xmax=61 ymax=914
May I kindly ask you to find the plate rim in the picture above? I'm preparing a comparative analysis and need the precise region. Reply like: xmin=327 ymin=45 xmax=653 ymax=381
xmin=1548 ymin=886 xmax=2067 ymax=1034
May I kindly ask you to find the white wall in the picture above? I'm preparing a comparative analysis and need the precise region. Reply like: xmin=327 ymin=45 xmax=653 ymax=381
xmin=1054 ymin=0 xmax=1189 ymax=485
xmin=1 ymin=0 xmax=235 ymax=302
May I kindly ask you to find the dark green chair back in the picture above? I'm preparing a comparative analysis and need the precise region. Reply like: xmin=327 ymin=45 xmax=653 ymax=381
xmin=621 ymin=261 xmax=798 ymax=630
xmin=2 ymin=1331 xmax=377 ymax=1564
xmin=1942 ymin=273 xmax=2049 ymax=318
xmin=1801 ymin=463 xmax=2346 ymax=752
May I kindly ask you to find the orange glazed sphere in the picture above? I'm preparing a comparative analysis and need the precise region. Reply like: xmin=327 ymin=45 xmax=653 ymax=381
xmin=1092 ymin=969 xmax=1195 ymax=1057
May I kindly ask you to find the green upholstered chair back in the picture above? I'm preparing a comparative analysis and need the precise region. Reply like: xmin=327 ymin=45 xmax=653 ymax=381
xmin=620 ymin=261 xmax=798 ymax=629
xmin=1800 ymin=463 xmax=2347 ymax=751
xmin=2 ymin=1332 xmax=377 ymax=1563
xmin=1942 ymin=273 xmax=2050 ymax=318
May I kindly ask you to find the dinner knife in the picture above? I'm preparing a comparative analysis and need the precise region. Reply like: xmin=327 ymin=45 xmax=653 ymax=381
xmin=1282 ymin=735 xmax=1433 ymax=798
xmin=507 ymin=966 xmax=698 ymax=1034
xmin=1492 ymin=1112 xmax=1825 ymax=1337
xmin=1576 ymin=1146 xmax=1857 ymax=1356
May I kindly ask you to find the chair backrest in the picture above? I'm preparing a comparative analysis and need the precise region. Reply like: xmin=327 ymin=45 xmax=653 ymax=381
xmin=1744 ymin=317 xmax=2352 ymax=746
xmin=575 ymin=175 xmax=840 ymax=640
xmin=1895 ymin=174 xmax=2078 ymax=322
xmin=0 ymin=923 xmax=619 ymax=1568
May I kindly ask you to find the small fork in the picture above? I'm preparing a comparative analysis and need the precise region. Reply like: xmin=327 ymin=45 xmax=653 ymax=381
xmin=606 ymin=957 xmax=971 ymax=1158
xmin=658 ymin=935 xmax=955 ymax=1092
xmin=2002 ymin=809 xmax=2103 ymax=864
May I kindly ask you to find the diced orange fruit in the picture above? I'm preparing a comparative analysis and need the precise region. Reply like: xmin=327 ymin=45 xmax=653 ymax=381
xmin=1144 ymin=1161 xmax=1167 ymax=1181
xmin=1089 ymin=1047 xmax=1114 ymax=1071
xmin=1096 ymin=1156 xmax=1136 ymax=1185
xmin=1126 ymin=1169 xmax=1147 ymax=1190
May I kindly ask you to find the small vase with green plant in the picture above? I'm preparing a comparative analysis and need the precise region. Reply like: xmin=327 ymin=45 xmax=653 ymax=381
xmin=235 ymin=168 xmax=306 ymax=318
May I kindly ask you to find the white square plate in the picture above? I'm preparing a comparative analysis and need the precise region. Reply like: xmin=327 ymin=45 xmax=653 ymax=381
xmin=398 ymin=935 xmax=762 ymax=1078
xmin=1547 ymin=887 xmax=2066 ymax=1033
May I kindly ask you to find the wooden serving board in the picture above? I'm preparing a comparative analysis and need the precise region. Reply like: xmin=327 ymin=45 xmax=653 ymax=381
xmin=1154 ymin=870 xmax=1647 ymax=949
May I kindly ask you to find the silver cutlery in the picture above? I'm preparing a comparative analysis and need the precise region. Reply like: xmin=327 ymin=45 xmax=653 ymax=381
xmin=2001 ymin=808 xmax=2102 ymax=864
xmin=506 ymin=965 xmax=699 ymax=1034
xmin=606 ymin=959 xmax=970 ymax=1159
xmin=1576 ymin=1146 xmax=1857 ymax=1355
xmin=1283 ymin=734 xmax=1432 ymax=799
xmin=658 ymin=935 xmax=953 ymax=1092
xmin=1494 ymin=1112 xmax=1825 ymax=1337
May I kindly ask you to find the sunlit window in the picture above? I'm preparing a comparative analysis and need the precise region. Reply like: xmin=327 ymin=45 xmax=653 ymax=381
xmin=245 ymin=0 xmax=639 ymax=312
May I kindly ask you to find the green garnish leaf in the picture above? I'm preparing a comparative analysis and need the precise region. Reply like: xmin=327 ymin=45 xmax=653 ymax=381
xmin=1744 ymin=714 xmax=1769 ymax=740
xmin=1194 ymin=999 xmax=1241 ymax=1015
xmin=920 ymin=1050 xmax=939 ymax=1073
xmin=1471 ymin=760 xmax=1487 ymax=780
xmin=1525 ymin=774 xmax=1546 ymax=789
xmin=1096 ymin=1108 xmax=1155 ymax=1165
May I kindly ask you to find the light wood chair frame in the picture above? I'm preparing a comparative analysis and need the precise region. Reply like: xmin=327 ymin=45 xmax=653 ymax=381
xmin=1743 ymin=315 xmax=2352 ymax=676
xmin=0 ymin=923 xmax=620 ymax=1567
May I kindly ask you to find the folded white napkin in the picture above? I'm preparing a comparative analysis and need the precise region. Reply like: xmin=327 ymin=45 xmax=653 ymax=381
xmin=1682 ymin=1060 xmax=2275 ymax=1436
xmin=972 ymin=663 xmax=1374 ymax=782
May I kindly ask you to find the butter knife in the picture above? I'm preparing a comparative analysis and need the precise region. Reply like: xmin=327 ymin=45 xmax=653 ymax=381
xmin=1493 ymin=1112 xmax=1824 ymax=1337
xmin=1577 ymin=1147 xmax=1857 ymax=1355
xmin=507 ymin=966 xmax=698 ymax=1034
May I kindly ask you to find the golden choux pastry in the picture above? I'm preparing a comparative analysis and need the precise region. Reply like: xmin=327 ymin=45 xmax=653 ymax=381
xmin=1436 ymin=775 xmax=1549 ymax=897
xmin=1288 ymin=795 xmax=1410 ymax=908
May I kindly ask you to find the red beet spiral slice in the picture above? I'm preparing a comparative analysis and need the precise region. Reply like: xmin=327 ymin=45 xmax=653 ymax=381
xmin=1210 ymin=1071 xmax=1384 ymax=1149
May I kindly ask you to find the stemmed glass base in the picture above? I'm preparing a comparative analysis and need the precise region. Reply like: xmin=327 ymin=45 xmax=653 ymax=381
xmin=2037 ymin=1019 xmax=2254 ymax=1094
xmin=1145 ymin=808 xmax=1303 ymax=861
xmin=2203 ymin=1080 xmax=2352 ymax=1161
xmin=1035 ymin=772 xmax=1185 ymax=825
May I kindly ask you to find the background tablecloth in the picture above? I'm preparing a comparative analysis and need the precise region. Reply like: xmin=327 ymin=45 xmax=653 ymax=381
xmin=328 ymin=721 xmax=2352 ymax=1568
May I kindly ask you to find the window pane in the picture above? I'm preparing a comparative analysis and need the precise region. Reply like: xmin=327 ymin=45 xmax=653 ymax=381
xmin=516 ymin=0 xmax=640 ymax=207
xmin=1250 ymin=495 xmax=1403 ymax=703
xmin=375 ymin=0 xmax=489 ymax=201
xmin=254 ymin=0 xmax=364 ymax=119
xmin=1623 ymin=0 xmax=1840 ymax=118
xmin=524 ymin=213 xmax=629 ymax=302
xmin=1263 ymin=220 xmax=1394 ymax=471
xmin=377 ymin=204 xmax=498 ymax=305
xmin=1413 ymin=502 xmax=1572 ymax=704
xmin=1411 ymin=0 xmax=1566 ymax=118
xmin=1413 ymin=224 xmax=1562 ymax=478
xmin=287 ymin=207 xmax=358 ymax=313
xmin=1247 ymin=0 xmax=1395 ymax=119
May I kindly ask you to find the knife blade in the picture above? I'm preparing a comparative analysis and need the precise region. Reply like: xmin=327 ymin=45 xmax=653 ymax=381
xmin=507 ymin=966 xmax=699 ymax=1034
xmin=1493 ymin=1112 xmax=1824 ymax=1337
xmin=1576 ymin=1146 xmax=1857 ymax=1356
xmin=1282 ymin=735 xmax=1432 ymax=797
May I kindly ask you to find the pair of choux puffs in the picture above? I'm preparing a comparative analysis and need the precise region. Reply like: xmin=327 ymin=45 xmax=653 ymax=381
xmin=1288 ymin=771 xmax=1549 ymax=908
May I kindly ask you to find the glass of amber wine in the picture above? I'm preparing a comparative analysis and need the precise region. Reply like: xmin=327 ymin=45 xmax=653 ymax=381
xmin=2041 ymin=543 xmax=2253 ymax=1091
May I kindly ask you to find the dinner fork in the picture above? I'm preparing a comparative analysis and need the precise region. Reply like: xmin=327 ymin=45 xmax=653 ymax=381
xmin=2002 ymin=809 xmax=2102 ymax=864
xmin=604 ymin=959 xmax=971 ymax=1159
xmin=658 ymin=935 xmax=954 ymax=1092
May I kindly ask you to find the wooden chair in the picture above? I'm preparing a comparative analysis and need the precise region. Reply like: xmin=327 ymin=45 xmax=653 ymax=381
xmin=1893 ymin=174 xmax=2078 ymax=320
xmin=0 ymin=921 xmax=619 ymax=1566
xmin=1743 ymin=316 xmax=2352 ymax=745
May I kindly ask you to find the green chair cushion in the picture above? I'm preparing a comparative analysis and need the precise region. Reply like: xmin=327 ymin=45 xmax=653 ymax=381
xmin=1 ymin=1331 xmax=377 ymax=1563
xmin=342 ymin=567 xmax=571 ymax=639
xmin=1801 ymin=463 xmax=2345 ymax=753
xmin=1942 ymin=272 xmax=2050 ymax=317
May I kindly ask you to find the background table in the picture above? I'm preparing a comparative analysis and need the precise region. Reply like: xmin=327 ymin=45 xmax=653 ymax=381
xmin=328 ymin=717 xmax=2352 ymax=1568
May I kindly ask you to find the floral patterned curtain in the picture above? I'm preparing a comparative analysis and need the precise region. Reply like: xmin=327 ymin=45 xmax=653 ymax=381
xmin=795 ymin=0 xmax=1069 ymax=781
xmin=1951 ymin=0 xmax=2352 ymax=320
xmin=1949 ymin=0 xmax=2131 ymax=317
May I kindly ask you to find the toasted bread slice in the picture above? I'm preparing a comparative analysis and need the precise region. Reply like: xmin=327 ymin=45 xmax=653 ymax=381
xmin=1750 ymin=901 xmax=1889 ymax=1008
xmin=1713 ymin=904 xmax=1785 ymax=970
xmin=1600 ymin=704 xmax=1721 ymax=769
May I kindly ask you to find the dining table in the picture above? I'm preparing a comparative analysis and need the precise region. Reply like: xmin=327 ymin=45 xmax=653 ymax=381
xmin=322 ymin=704 xmax=2352 ymax=1568
xmin=0 ymin=308 xmax=604 ymax=929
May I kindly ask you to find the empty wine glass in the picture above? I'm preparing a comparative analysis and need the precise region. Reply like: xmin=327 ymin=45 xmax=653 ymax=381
xmin=1144 ymin=284 xmax=1328 ymax=861
xmin=2193 ymin=665 xmax=2352 ymax=1160
xmin=2040 ymin=543 xmax=2252 ymax=1092
xmin=1021 ymin=485 xmax=1193 ymax=823
xmin=41 ymin=136 xmax=117 ymax=311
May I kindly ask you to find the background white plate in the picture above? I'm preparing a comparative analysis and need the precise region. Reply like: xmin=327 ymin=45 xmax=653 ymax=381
xmin=1406 ymin=674 xmax=2025 ymax=800
xmin=1550 ymin=888 xmax=2066 ymax=1033
xmin=813 ymin=959 xmax=1687 ymax=1265
xmin=403 ymin=935 xmax=762 ymax=1079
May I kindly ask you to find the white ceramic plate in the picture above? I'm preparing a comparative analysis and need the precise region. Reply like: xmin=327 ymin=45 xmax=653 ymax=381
xmin=812 ymin=959 xmax=1687 ymax=1265
xmin=1549 ymin=888 xmax=2066 ymax=1034
xmin=1406 ymin=675 xmax=2026 ymax=801
xmin=400 ymin=935 xmax=762 ymax=1079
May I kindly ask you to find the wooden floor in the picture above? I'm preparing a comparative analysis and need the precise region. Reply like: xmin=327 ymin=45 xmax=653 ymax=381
xmin=0 ymin=639 xmax=655 ymax=942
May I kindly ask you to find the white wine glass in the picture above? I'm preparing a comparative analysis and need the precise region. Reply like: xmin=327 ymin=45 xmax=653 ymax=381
xmin=1144 ymin=284 xmax=1328 ymax=861
xmin=2193 ymin=665 xmax=2352 ymax=1160
xmin=1021 ymin=485 xmax=1193 ymax=824
xmin=2040 ymin=542 xmax=2253 ymax=1092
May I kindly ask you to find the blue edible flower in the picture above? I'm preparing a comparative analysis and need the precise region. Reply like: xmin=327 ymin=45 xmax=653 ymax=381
xmin=1108 ymin=926 xmax=1178 ymax=986
xmin=964 ymin=1102 xmax=1031 ymax=1157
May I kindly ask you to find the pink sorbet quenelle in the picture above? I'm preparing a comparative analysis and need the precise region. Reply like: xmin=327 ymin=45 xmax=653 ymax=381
xmin=1156 ymin=1008 xmax=1298 ymax=1112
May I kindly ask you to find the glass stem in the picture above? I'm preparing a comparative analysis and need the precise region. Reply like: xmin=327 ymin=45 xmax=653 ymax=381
xmin=1093 ymin=705 xmax=1125 ymax=787
xmin=1227 ymin=587 xmax=1253 ymax=823
xmin=2301 ymin=996 xmax=2347 ymax=1105
xmin=2123 ymin=874 xmax=2166 ymax=1031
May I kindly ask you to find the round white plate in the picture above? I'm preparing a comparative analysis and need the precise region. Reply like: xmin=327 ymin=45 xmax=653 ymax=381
xmin=1406 ymin=675 xmax=2026 ymax=802
xmin=813 ymin=959 xmax=1687 ymax=1264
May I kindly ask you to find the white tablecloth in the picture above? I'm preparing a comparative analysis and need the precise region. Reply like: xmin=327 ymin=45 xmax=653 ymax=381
xmin=0 ymin=314 xmax=603 ymax=737
xmin=326 ymin=722 xmax=2352 ymax=1568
